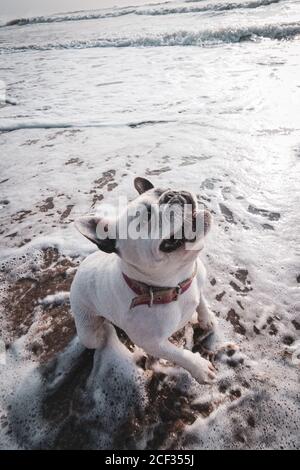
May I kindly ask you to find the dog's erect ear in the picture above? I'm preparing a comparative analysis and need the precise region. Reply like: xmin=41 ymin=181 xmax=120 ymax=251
xmin=75 ymin=216 xmax=116 ymax=253
xmin=134 ymin=177 xmax=154 ymax=195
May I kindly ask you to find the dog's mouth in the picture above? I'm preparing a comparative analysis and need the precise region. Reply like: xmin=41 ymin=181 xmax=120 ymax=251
xmin=159 ymin=190 xmax=197 ymax=253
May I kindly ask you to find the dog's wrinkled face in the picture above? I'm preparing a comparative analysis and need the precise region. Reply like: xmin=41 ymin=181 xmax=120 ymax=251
xmin=76 ymin=177 xmax=212 ymax=271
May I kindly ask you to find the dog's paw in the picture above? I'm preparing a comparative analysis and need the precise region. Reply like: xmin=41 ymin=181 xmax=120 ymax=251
xmin=191 ymin=353 xmax=217 ymax=384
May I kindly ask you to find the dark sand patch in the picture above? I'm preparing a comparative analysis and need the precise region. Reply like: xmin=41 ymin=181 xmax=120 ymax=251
xmin=180 ymin=155 xmax=212 ymax=167
xmin=253 ymin=315 xmax=280 ymax=337
xmin=60 ymin=205 xmax=74 ymax=221
xmin=219 ymin=203 xmax=236 ymax=224
xmin=248 ymin=205 xmax=280 ymax=221
xmin=26 ymin=303 xmax=76 ymax=363
xmin=0 ymin=209 xmax=37 ymax=240
xmin=38 ymin=197 xmax=55 ymax=213
xmin=0 ymin=248 xmax=77 ymax=359
xmin=91 ymin=169 xmax=116 ymax=206
xmin=230 ymin=269 xmax=252 ymax=295
xmin=216 ymin=291 xmax=226 ymax=302
xmin=94 ymin=170 xmax=116 ymax=189
xmin=21 ymin=139 xmax=39 ymax=146
xmin=226 ymin=309 xmax=246 ymax=336
xmin=0 ymin=199 xmax=10 ymax=206
xmin=4 ymin=231 xmax=18 ymax=239
xmin=13 ymin=209 xmax=33 ymax=223
xmin=262 ymin=223 xmax=275 ymax=230
xmin=47 ymin=129 xmax=82 ymax=142
xmin=107 ymin=182 xmax=118 ymax=192
xmin=146 ymin=167 xmax=171 ymax=176
xmin=65 ymin=157 xmax=84 ymax=166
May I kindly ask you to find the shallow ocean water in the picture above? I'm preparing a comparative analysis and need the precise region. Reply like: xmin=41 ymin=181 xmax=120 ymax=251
xmin=0 ymin=0 xmax=299 ymax=449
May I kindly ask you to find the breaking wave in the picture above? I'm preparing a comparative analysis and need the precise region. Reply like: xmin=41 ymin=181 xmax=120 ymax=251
xmin=1 ymin=22 xmax=299 ymax=54
xmin=3 ymin=0 xmax=281 ymax=28
xmin=4 ymin=9 xmax=134 ymax=27
xmin=136 ymin=0 xmax=281 ymax=16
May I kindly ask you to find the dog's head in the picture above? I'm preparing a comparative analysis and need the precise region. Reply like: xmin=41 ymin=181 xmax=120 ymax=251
xmin=76 ymin=177 xmax=212 ymax=271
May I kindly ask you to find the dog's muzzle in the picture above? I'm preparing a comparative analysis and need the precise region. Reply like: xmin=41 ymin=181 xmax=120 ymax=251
xmin=159 ymin=190 xmax=196 ymax=253
xmin=159 ymin=190 xmax=195 ymax=209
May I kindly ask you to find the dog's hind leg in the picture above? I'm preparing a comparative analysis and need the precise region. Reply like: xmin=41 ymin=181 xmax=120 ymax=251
xmin=196 ymin=294 xmax=238 ymax=359
xmin=196 ymin=292 xmax=217 ymax=334
xmin=72 ymin=307 xmax=109 ymax=350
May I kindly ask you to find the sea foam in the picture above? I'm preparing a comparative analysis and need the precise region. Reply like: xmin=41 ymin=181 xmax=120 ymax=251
xmin=1 ymin=22 xmax=300 ymax=54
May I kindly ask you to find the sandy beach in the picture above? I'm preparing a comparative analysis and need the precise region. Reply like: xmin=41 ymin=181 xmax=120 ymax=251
xmin=0 ymin=0 xmax=300 ymax=450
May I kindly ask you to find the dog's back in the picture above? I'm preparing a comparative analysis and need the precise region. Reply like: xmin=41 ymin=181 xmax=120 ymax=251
xmin=71 ymin=251 xmax=132 ymax=328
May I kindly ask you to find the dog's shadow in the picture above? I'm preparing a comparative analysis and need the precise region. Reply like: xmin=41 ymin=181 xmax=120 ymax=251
xmin=9 ymin=332 xmax=146 ymax=450
xmin=9 ymin=323 xmax=241 ymax=449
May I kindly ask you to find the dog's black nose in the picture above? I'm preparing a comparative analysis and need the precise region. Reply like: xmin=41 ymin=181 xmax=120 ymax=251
xmin=160 ymin=190 xmax=191 ymax=207
xmin=160 ymin=190 xmax=176 ymax=204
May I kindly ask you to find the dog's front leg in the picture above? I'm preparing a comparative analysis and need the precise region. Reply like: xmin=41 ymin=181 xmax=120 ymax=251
xmin=196 ymin=293 xmax=217 ymax=334
xmin=142 ymin=340 xmax=216 ymax=384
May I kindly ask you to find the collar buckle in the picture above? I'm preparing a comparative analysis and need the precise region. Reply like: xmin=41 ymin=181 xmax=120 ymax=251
xmin=148 ymin=287 xmax=154 ymax=307
xmin=175 ymin=285 xmax=182 ymax=294
xmin=174 ymin=284 xmax=182 ymax=300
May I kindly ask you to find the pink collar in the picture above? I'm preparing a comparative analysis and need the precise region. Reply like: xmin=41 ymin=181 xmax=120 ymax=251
xmin=122 ymin=264 xmax=197 ymax=309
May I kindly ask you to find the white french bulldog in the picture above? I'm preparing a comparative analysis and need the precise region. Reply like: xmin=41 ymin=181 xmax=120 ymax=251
xmin=70 ymin=177 xmax=217 ymax=383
